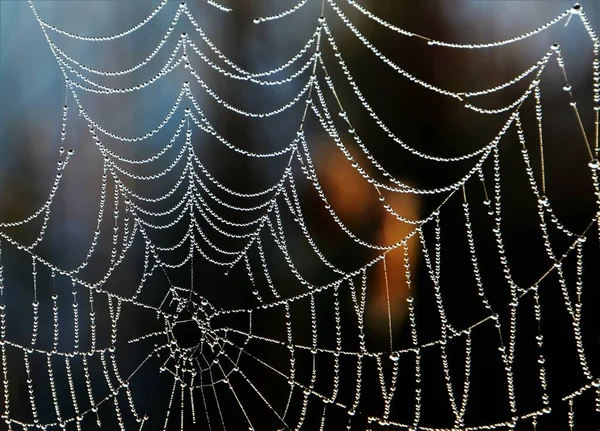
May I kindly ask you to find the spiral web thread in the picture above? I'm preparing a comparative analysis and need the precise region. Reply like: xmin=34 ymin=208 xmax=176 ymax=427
xmin=0 ymin=1 xmax=599 ymax=430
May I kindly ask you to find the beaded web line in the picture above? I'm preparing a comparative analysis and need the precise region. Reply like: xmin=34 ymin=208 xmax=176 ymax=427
xmin=0 ymin=1 xmax=599 ymax=430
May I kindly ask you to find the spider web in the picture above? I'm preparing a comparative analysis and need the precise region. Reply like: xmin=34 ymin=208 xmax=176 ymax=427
xmin=0 ymin=1 xmax=599 ymax=430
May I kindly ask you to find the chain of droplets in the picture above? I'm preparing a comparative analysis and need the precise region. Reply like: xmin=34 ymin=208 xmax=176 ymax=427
xmin=48 ymin=29 xmax=318 ymax=125
xmin=531 ymin=279 xmax=552 ymax=426
xmin=310 ymin=85 xmax=423 ymax=200
xmin=218 ymin=237 xmax=393 ymax=317
xmin=216 ymin=174 xmax=596 ymax=430
xmin=187 ymin=37 xmax=320 ymax=86
xmin=294 ymin=294 xmax=318 ymax=429
xmin=191 ymin=200 xmax=261 ymax=241
xmin=463 ymin=44 xmax=554 ymax=114
xmin=323 ymin=1 xmax=459 ymax=99
xmin=255 ymin=237 xmax=280 ymax=299
xmin=118 ymin=164 xmax=187 ymax=205
xmin=577 ymin=5 xmax=599 ymax=46
xmin=3 ymin=301 xmax=134 ymax=430
xmin=325 ymin=18 xmax=553 ymax=117
xmin=343 ymin=0 xmax=572 ymax=51
xmin=364 ymin=159 xmax=580 ymax=431
xmin=0 ymin=160 xmax=141 ymax=298
xmin=556 ymin=44 xmax=597 ymax=160
xmin=29 ymin=0 xmax=548 ymax=276
xmin=531 ymin=85 xmax=580 ymax=236
xmin=24 ymin=158 xmax=70 ymax=249
xmin=194 ymin=186 xmax=270 ymax=233
xmin=282 ymin=174 xmax=345 ymax=275
xmin=1 ymin=297 xmax=8 ymax=426
xmin=16 ymin=120 xmax=592 ymax=431
xmin=48 ymin=348 xmax=63 ymax=426
xmin=321 ymin=20 xmax=552 ymax=162
xmin=326 ymin=1 xmax=589 ymax=109
xmin=253 ymin=0 xmax=308 ymax=24
xmin=183 ymin=5 xmax=317 ymax=78
xmin=0 ymin=209 xmax=156 ymax=311
xmin=29 ymin=0 xmax=169 ymax=42
xmin=561 ymin=373 xmax=600 ymax=412
xmin=295 ymin=137 xmax=392 ymax=250
xmin=347 ymin=275 xmax=367 ymax=417
xmin=517 ymin=105 xmax=570 ymax=240
xmin=56 ymin=44 xmax=183 ymax=95
xmin=309 ymin=89 xmax=503 ymax=196
xmin=191 ymin=192 xmax=265 ymax=235
xmin=465 ymin=83 xmax=539 ymax=115
xmin=192 ymin=149 xmax=287 ymax=198
xmin=163 ymin=212 xmax=231 ymax=268
xmin=205 ymin=0 xmax=231 ymax=13
xmin=490 ymin=147 xmax=520 ymax=428
xmin=515 ymin=114 xmax=595 ymax=383
xmin=405 ymin=242 xmax=422 ymax=431
xmin=416 ymin=218 xmax=454 ymax=343
xmin=462 ymin=188 xmax=496 ymax=317
xmin=266 ymin=203 xmax=321 ymax=289
xmin=277 ymin=131 xmax=472 ymax=283
xmin=99 ymin=118 xmax=186 ymax=166
xmin=195 ymin=205 xmax=256 ymax=259
xmin=593 ymin=38 xmax=600 ymax=166
xmin=27 ymin=0 xmax=584 ymax=214
xmin=194 ymin=106 xmax=262 ymax=153
xmin=102 ymin=131 xmax=190 ymax=182
xmin=592 ymin=165 xmax=600 ymax=254
xmin=330 ymin=284 xmax=342 ymax=403
xmin=190 ymin=146 xmax=296 ymax=237
xmin=431 ymin=194 xmax=476 ymax=428
xmin=130 ymin=194 xmax=189 ymax=231
xmin=52 ymin=8 xmax=184 ymax=77
xmin=462 ymin=53 xmax=554 ymax=98
xmin=425 ymin=7 xmax=571 ymax=48
xmin=312 ymin=67 xmax=418 ymax=192
xmin=110 ymin=119 xmax=285 ymax=229
xmin=192 ymin=215 xmax=243 ymax=260
xmin=370 ymin=223 xmax=467 ymax=431
xmin=0 ymin=242 xmax=3 ymax=298
xmin=0 ymin=117 xmax=424 ymax=428
xmin=188 ymin=62 xmax=316 ymax=118
xmin=0 ymin=149 xmax=72 ymax=228
xmin=187 ymin=91 xmax=298 ymax=157
xmin=454 ymin=335 xmax=472 ymax=429
xmin=372 ymin=172 xmax=516 ymax=429
xmin=263 ymin=197 xmax=396 ymax=310
xmin=73 ymin=84 xmax=185 ymax=144
xmin=151 ymin=215 xmax=193 ymax=253
xmin=315 ymin=58 xmax=537 ymax=207
xmin=375 ymin=354 xmax=399 ymax=424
